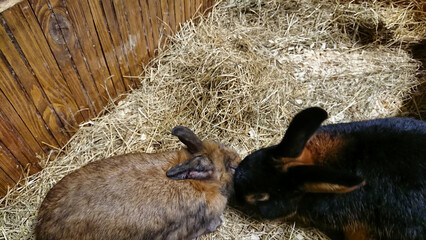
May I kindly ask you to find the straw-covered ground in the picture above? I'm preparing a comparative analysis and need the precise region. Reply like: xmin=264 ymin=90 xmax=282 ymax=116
xmin=1 ymin=0 xmax=424 ymax=239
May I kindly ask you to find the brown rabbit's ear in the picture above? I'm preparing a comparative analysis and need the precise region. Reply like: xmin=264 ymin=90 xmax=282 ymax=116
xmin=288 ymin=165 xmax=365 ymax=194
xmin=166 ymin=156 xmax=214 ymax=180
xmin=172 ymin=126 xmax=203 ymax=154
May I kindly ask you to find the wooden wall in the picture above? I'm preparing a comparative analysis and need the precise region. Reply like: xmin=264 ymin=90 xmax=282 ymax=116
xmin=0 ymin=0 xmax=214 ymax=196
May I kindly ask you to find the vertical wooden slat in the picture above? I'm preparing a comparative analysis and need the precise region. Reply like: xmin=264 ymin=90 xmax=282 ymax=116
xmin=60 ymin=0 xmax=117 ymax=102
xmin=2 ymin=5 xmax=82 ymax=133
xmin=124 ymin=0 xmax=150 ymax=67
xmin=0 ymin=90 xmax=45 ymax=156
xmin=107 ymin=0 xmax=139 ymax=80
xmin=28 ymin=0 xmax=96 ymax=119
xmin=196 ymin=0 xmax=201 ymax=14
xmin=0 ymin=109 xmax=41 ymax=176
xmin=174 ymin=0 xmax=182 ymax=26
xmin=0 ymin=166 xmax=15 ymax=196
xmin=100 ymin=0 xmax=134 ymax=88
xmin=0 ymin=140 xmax=24 ymax=184
xmin=31 ymin=0 xmax=105 ymax=115
xmin=167 ymin=0 xmax=176 ymax=32
xmin=87 ymin=0 xmax=127 ymax=96
xmin=139 ymin=0 xmax=156 ymax=57
xmin=147 ymin=0 xmax=162 ymax=49
xmin=159 ymin=0 xmax=171 ymax=37
xmin=190 ymin=0 xmax=195 ymax=17
xmin=0 ymin=21 xmax=67 ymax=146
xmin=18 ymin=2 xmax=88 ymax=124
xmin=0 ymin=62 xmax=59 ymax=158
xmin=184 ymin=0 xmax=190 ymax=21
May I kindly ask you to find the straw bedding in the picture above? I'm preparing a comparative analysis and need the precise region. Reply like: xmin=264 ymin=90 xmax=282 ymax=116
xmin=1 ymin=0 xmax=424 ymax=239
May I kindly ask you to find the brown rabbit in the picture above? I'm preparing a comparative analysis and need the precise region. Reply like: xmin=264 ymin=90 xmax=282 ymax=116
xmin=35 ymin=126 xmax=240 ymax=240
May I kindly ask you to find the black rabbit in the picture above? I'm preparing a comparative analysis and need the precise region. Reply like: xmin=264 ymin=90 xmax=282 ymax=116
xmin=234 ymin=107 xmax=425 ymax=240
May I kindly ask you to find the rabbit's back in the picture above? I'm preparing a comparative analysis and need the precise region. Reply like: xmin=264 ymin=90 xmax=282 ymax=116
xmin=36 ymin=152 xmax=210 ymax=240
xmin=303 ymin=118 xmax=425 ymax=239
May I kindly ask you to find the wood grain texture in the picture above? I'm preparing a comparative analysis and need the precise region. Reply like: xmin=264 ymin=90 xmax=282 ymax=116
xmin=29 ymin=0 xmax=95 ymax=119
xmin=147 ymin=0 xmax=162 ymax=50
xmin=0 ymin=166 xmax=15 ymax=196
xmin=0 ymin=22 xmax=64 ymax=147
xmin=0 ymin=0 xmax=216 ymax=195
xmin=0 ymin=108 xmax=41 ymax=176
xmin=159 ymin=0 xmax=172 ymax=37
xmin=86 ymin=0 xmax=127 ymax=96
xmin=167 ymin=0 xmax=176 ymax=32
xmin=0 ymin=87 xmax=45 ymax=156
xmin=126 ymin=0 xmax=151 ymax=65
xmin=184 ymin=0 xmax=190 ymax=21
xmin=30 ymin=0 xmax=105 ymax=115
xmin=2 ymin=4 xmax=83 ymax=131
xmin=138 ymin=0 xmax=155 ymax=57
xmin=63 ymin=0 xmax=118 ymax=102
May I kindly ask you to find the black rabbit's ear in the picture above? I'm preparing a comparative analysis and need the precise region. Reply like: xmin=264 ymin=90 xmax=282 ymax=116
xmin=274 ymin=107 xmax=327 ymax=158
xmin=166 ymin=156 xmax=214 ymax=180
xmin=172 ymin=126 xmax=203 ymax=154
xmin=288 ymin=165 xmax=365 ymax=194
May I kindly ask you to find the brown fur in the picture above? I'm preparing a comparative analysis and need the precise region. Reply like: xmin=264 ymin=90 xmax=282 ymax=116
xmin=278 ymin=132 xmax=345 ymax=171
xmin=343 ymin=225 xmax=372 ymax=240
xmin=35 ymin=139 xmax=240 ymax=240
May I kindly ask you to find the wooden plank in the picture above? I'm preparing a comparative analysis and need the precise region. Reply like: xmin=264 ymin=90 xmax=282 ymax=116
xmin=18 ymin=1 xmax=89 ymax=124
xmin=139 ymin=0 xmax=156 ymax=58
xmin=146 ymin=0 xmax=162 ymax=49
xmin=86 ymin=0 xmax=127 ymax=96
xmin=0 ymin=140 xmax=24 ymax=184
xmin=0 ymin=19 xmax=68 ymax=147
xmin=204 ymin=0 xmax=210 ymax=12
xmin=174 ymin=0 xmax=183 ymax=26
xmin=0 ymin=54 xmax=59 ymax=153
xmin=167 ymin=0 xmax=176 ymax=33
xmin=0 ymin=108 xmax=41 ymax=176
xmin=159 ymin=0 xmax=171 ymax=37
xmin=61 ymin=0 xmax=118 ymax=102
xmin=28 ymin=0 xmax=95 ymax=119
xmin=0 ymin=166 xmax=15 ymax=197
xmin=2 ymin=4 xmax=83 ymax=132
xmin=98 ymin=0 xmax=134 ymax=89
xmin=125 ymin=0 xmax=151 ymax=67
xmin=184 ymin=0 xmax=190 ymax=21
xmin=111 ymin=0 xmax=139 ymax=77
xmin=101 ymin=0 xmax=139 ymax=89
xmin=0 ymin=86 xmax=45 ymax=156
xmin=190 ymin=0 xmax=195 ymax=17
xmin=195 ymin=0 xmax=201 ymax=14
xmin=30 ymin=0 xmax=104 ymax=115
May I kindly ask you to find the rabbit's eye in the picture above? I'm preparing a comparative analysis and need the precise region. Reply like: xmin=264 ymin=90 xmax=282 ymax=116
xmin=245 ymin=193 xmax=270 ymax=204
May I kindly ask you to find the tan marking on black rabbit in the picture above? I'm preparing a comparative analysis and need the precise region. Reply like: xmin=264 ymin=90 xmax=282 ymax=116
xmin=302 ymin=180 xmax=366 ymax=193
xmin=36 ymin=127 xmax=240 ymax=240
xmin=234 ymin=107 xmax=425 ymax=240
xmin=278 ymin=132 xmax=345 ymax=172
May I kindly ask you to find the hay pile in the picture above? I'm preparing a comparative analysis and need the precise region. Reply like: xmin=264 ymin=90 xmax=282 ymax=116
xmin=1 ymin=0 xmax=423 ymax=239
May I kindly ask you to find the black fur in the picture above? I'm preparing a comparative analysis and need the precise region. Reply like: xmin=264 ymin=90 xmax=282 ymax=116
xmin=234 ymin=108 xmax=426 ymax=240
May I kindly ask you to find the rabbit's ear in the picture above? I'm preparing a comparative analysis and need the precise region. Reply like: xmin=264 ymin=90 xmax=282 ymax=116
xmin=166 ymin=156 xmax=214 ymax=180
xmin=172 ymin=126 xmax=203 ymax=154
xmin=288 ymin=165 xmax=365 ymax=193
xmin=273 ymin=107 xmax=327 ymax=158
